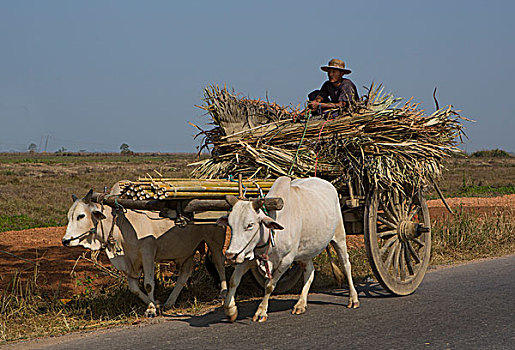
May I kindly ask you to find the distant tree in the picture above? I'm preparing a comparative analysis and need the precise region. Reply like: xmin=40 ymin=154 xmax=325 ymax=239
xmin=28 ymin=143 xmax=37 ymax=153
xmin=471 ymin=149 xmax=512 ymax=158
xmin=56 ymin=146 xmax=67 ymax=153
xmin=120 ymin=143 xmax=133 ymax=155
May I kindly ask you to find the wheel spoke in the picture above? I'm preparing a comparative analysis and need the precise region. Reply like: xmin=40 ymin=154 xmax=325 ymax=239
xmin=403 ymin=242 xmax=414 ymax=275
xmin=407 ymin=241 xmax=421 ymax=264
xmin=393 ymin=244 xmax=401 ymax=278
xmin=399 ymin=244 xmax=406 ymax=281
xmin=408 ymin=204 xmax=420 ymax=221
xmin=399 ymin=197 xmax=407 ymax=218
xmin=385 ymin=240 xmax=398 ymax=269
xmin=389 ymin=193 xmax=400 ymax=220
xmin=403 ymin=197 xmax=413 ymax=220
xmin=412 ymin=237 xmax=425 ymax=247
xmin=378 ymin=229 xmax=397 ymax=238
xmin=377 ymin=214 xmax=397 ymax=230
xmin=380 ymin=235 xmax=397 ymax=256
xmin=380 ymin=199 xmax=398 ymax=222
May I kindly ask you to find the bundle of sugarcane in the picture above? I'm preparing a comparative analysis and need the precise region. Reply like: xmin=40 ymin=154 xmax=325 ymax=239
xmin=194 ymin=84 xmax=300 ymax=148
xmin=119 ymin=177 xmax=275 ymax=200
xmin=190 ymin=84 xmax=469 ymax=192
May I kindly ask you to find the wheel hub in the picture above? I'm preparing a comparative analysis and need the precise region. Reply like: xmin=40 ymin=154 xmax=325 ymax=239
xmin=397 ymin=221 xmax=418 ymax=242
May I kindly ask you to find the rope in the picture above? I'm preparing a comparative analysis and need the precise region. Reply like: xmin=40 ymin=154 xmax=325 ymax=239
xmin=129 ymin=208 xmax=168 ymax=220
xmin=252 ymin=180 xmax=265 ymax=199
xmin=314 ymin=118 xmax=332 ymax=177
xmin=61 ymin=227 xmax=97 ymax=245
xmin=288 ymin=109 xmax=311 ymax=176
xmin=113 ymin=198 xmax=124 ymax=211
xmin=256 ymin=232 xmax=273 ymax=279
xmin=0 ymin=249 xmax=39 ymax=266
xmin=257 ymin=190 xmax=275 ymax=248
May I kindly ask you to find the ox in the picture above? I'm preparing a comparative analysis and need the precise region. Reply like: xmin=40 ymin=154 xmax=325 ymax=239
xmin=62 ymin=185 xmax=227 ymax=317
xmin=217 ymin=176 xmax=359 ymax=322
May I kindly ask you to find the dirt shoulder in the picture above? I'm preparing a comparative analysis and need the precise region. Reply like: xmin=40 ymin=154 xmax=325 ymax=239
xmin=0 ymin=226 xmax=112 ymax=296
xmin=427 ymin=193 xmax=515 ymax=208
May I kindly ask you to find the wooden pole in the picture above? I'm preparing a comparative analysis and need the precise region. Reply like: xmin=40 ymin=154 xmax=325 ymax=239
xmin=238 ymin=173 xmax=244 ymax=199
xmin=91 ymin=192 xmax=284 ymax=212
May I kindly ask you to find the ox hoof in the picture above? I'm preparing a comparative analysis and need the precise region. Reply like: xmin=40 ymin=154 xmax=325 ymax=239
xmin=227 ymin=311 xmax=238 ymax=323
xmin=252 ymin=309 xmax=268 ymax=322
xmin=252 ymin=314 xmax=268 ymax=322
xmin=145 ymin=302 xmax=158 ymax=318
xmin=347 ymin=300 xmax=360 ymax=309
xmin=292 ymin=304 xmax=306 ymax=315
xmin=224 ymin=305 xmax=238 ymax=322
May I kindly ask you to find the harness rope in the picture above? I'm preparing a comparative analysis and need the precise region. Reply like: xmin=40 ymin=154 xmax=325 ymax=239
xmin=254 ymin=189 xmax=277 ymax=279
xmin=62 ymin=227 xmax=97 ymax=245
xmin=227 ymin=177 xmax=276 ymax=280
xmin=64 ymin=198 xmax=123 ymax=255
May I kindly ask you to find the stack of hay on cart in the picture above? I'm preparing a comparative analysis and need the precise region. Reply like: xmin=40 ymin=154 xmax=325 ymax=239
xmin=190 ymin=84 xmax=468 ymax=193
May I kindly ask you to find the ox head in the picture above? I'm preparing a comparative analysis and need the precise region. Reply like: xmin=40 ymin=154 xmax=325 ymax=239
xmin=217 ymin=195 xmax=283 ymax=264
xmin=62 ymin=189 xmax=106 ymax=250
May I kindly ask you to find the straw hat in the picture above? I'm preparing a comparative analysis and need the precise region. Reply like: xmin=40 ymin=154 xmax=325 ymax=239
xmin=321 ymin=58 xmax=351 ymax=74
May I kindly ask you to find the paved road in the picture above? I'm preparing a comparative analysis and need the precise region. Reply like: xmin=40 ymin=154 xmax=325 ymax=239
xmin=7 ymin=255 xmax=515 ymax=350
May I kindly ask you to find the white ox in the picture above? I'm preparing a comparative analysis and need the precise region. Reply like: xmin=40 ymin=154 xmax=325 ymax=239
xmin=217 ymin=176 xmax=359 ymax=322
xmin=62 ymin=185 xmax=227 ymax=317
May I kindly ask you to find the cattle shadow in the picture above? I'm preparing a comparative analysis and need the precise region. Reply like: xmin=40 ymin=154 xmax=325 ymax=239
xmin=163 ymin=298 xmax=298 ymax=328
xmin=165 ymin=281 xmax=393 ymax=328
xmin=319 ymin=280 xmax=395 ymax=299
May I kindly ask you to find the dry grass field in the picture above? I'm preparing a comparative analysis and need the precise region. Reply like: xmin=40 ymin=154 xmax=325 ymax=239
xmin=0 ymin=152 xmax=513 ymax=343
xmin=437 ymin=155 xmax=515 ymax=197
xmin=0 ymin=153 xmax=195 ymax=232
xmin=1 ymin=153 xmax=513 ymax=232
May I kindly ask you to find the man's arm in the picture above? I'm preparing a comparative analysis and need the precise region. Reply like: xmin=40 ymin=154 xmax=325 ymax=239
xmin=308 ymin=82 xmax=331 ymax=110
xmin=309 ymin=100 xmax=347 ymax=110
xmin=308 ymin=95 xmax=324 ymax=109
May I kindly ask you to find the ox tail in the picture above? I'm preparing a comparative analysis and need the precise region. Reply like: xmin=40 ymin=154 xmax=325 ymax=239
xmin=326 ymin=246 xmax=345 ymax=287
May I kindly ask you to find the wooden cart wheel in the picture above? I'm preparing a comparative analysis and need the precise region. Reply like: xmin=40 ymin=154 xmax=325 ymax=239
xmin=364 ymin=188 xmax=431 ymax=295
xmin=250 ymin=262 xmax=303 ymax=293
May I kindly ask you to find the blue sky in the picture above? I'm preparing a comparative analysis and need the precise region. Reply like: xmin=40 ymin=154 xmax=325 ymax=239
xmin=0 ymin=0 xmax=513 ymax=153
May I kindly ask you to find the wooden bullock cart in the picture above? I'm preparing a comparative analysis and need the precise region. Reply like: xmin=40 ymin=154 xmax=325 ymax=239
xmin=91 ymin=174 xmax=431 ymax=296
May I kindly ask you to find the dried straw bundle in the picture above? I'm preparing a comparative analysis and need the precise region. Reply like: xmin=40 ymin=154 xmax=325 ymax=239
xmin=191 ymin=84 xmax=467 ymax=193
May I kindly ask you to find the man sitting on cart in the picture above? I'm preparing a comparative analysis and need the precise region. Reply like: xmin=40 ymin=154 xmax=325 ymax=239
xmin=307 ymin=58 xmax=359 ymax=117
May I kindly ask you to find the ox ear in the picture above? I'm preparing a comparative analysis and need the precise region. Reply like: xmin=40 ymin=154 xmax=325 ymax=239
xmin=216 ymin=216 xmax=229 ymax=227
xmin=261 ymin=216 xmax=284 ymax=230
xmin=92 ymin=210 xmax=106 ymax=221
xmin=72 ymin=194 xmax=79 ymax=202
xmin=252 ymin=198 xmax=265 ymax=212
xmin=225 ymin=195 xmax=239 ymax=207
xmin=83 ymin=189 xmax=94 ymax=204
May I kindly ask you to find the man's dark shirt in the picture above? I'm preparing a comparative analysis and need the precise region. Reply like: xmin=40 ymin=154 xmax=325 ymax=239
xmin=315 ymin=78 xmax=359 ymax=104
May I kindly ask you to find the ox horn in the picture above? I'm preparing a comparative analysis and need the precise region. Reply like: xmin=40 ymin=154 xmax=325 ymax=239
xmin=252 ymin=198 xmax=265 ymax=212
xmin=225 ymin=194 xmax=239 ymax=207
xmin=72 ymin=194 xmax=79 ymax=202
xmin=83 ymin=189 xmax=94 ymax=204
